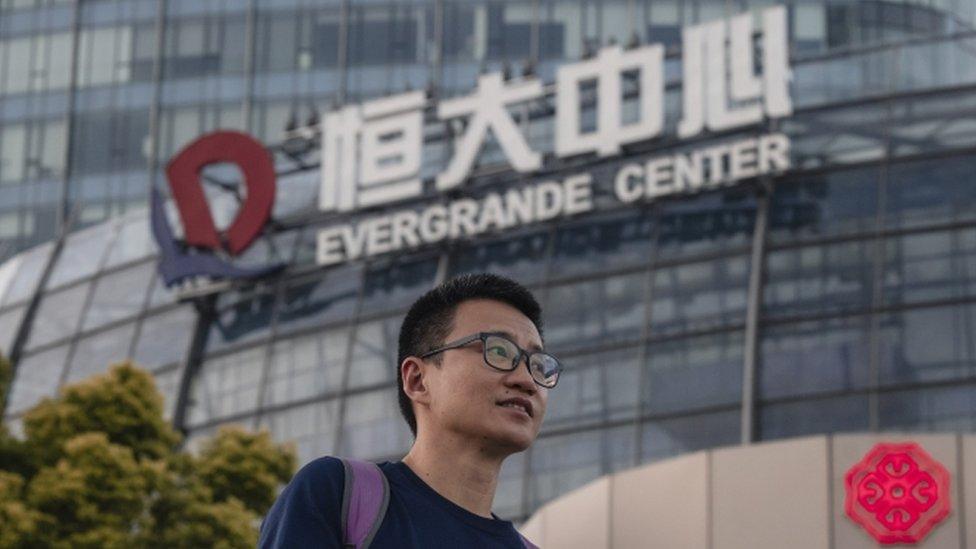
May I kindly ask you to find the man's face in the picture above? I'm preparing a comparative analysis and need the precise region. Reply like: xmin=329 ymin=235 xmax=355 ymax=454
xmin=423 ymin=299 xmax=548 ymax=455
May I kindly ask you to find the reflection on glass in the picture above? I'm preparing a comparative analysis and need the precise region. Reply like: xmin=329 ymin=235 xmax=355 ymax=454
xmin=763 ymin=240 xmax=875 ymax=320
xmin=187 ymin=346 xmax=266 ymax=427
xmin=26 ymin=282 xmax=90 ymax=350
xmin=544 ymin=347 xmax=640 ymax=430
xmin=1 ymin=244 xmax=53 ymax=306
xmin=760 ymin=395 xmax=868 ymax=441
xmin=886 ymin=155 xmax=976 ymax=229
xmin=346 ymin=316 xmax=401 ymax=389
xmin=641 ymin=410 xmax=739 ymax=462
xmin=0 ymin=304 xmax=26 ymax=354
xmin=133 ymin=305 xmax=196 ymax=369
xmin=760 ymin=316 xmax=870 ymax=400
xmin=878 ymin=304 xmax=976 ymax=387
xmin=644 ymin=331 xmax=742 ymax=414
xmin=529 ymin=426 xmax=634 ymax=510
xmin=277 ymin=265 xmax=361 ymax=335
xmin=879 ymin=385 xmax=976 ymax=431
xmin=65 ymin=323 xmax=136 ymax=383
xmin=550 ymin=212 xmax=653 ymax=278
xmin=152 ymin=364 xmax=184 ymax=421
xmin=883 ymin=228 xmax=976 ymax=306
xmin=651 ymin=256 xmax=748 ymax=335
xmin=359 ymin=257 xmax=437 ymax=316
xmin=264 ymin=328 xmax=349 ymax=406
xmin=450 ymin=230 xmax=550 ymax=285
xmin=768 ymin=166 xmax=879 ymax=243
xmin=338 ymin=388 xmax=412 ymax=461
xmin=207 ymin=291 xmax=276 ymax=351
xmin=261 ymin=400 xmax=341 ymax=467
xmin=6 ymin=345 xmax=69 ymax=415
xmin=545 ymin=274 xmax=645 ymax=348
xmin=655 ymin=189 xmax=755 ymax=260
xmin=82 ymin=262 xmax=154 ymax=331
xmin=46 ymin=223 xmax=116 ymax=289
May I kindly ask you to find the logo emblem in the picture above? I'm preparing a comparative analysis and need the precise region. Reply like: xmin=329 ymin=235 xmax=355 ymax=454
xmin=844 ymin=442 xmax=952 ymax=545
xmin=151 ymin=131 xmax=284 ymax=287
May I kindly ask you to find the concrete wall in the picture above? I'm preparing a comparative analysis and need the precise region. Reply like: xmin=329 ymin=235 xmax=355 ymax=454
xmin=519 ymin=433 xmax=974 ymax=549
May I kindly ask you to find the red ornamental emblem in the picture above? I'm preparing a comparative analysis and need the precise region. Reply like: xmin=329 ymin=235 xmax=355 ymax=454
xmin=844 ymin=442 xmax=952 ymax=544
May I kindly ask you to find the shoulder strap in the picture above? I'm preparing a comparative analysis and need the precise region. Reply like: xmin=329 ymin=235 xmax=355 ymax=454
xmin=519 ymin=533 xmax=539 ymax=549
xmin=339 ymin=458 xmax=390 ymax=549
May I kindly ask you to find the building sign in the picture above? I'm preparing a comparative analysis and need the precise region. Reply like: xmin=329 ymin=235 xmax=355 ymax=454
xmin=151 ymin=131 xmax=284 ymax=287
xmin=844 ymin=442 xmax=952 ymax=545
xmin=316 ymin=5 xmax=793 ymax=265
xmin=154 ymin=6 xmax=795 ymax=280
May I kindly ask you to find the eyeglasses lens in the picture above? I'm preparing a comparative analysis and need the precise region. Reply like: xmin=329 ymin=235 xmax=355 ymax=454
xmin=529 ymin=353 xmax=560 ymax=388
xmin=484 ymin=336 xmax=520 ymax=370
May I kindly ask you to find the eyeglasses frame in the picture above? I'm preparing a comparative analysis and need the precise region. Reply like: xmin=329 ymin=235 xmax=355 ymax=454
xmin=418 ymin=331 xmax=562 ymax=388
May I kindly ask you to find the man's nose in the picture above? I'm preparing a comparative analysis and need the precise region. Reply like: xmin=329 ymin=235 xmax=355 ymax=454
xmin=503 ymin=355 xmax=537 ymax=393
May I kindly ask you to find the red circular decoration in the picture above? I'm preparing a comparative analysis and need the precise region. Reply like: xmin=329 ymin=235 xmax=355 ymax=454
xmin=844 ymin=442 xmax=952 ymax=545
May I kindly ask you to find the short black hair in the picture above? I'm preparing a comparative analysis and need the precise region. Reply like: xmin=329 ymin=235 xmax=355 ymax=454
xmin=396 ymin=273 xmax=543 ymax=437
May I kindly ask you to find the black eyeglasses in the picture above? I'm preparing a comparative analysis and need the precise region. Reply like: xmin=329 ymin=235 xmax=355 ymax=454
xmin=419 ymin=332 xmax=562 ymax=388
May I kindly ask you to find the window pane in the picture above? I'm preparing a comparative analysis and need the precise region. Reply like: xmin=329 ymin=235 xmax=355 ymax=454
xmin=346 ymin=316 xmax=401 ymax=390
xmin=359 ymin=256 xmax=438 ymax=316
xmin=0 ymin=304 xmax=26 ymax=355
xmin=133 ymin=305 xmax=197 ymax=369
xmin=655 ymin=189 xmax=756 ymax=261
xmin=82 ymin=262 xmax=154 ymax=331
xmin=263 ymin=328 xmax=349 ymax=406
xmin=260 ymin=400 xmax=341 ymax=467
xmin=878 ymin=304 xmax=976 ymax=387
xmin=545 ymin=273 xmax=646 ymax=349
xmin=277 ymin=265 xmax=361 ymax=335
xmin=46 ymin=223 xmax=116 ymax=289
xmin=544 ymin=347 xmax=640 ymax=431
xmin=550 ymin=212 xmax=654 ymax=277
xmin=1 ymin=244 xmax=53 ymax=306
xmin=6 ymin=345 xmax=69 ymax=415
xmin=207 ymin=291 xmax=276 ymax=352
xmin=886 ymin=155 xmax=976 ymax=229
xmin=641 ymin=410 xmax=740 ymax=462
xmin=104 ymin=213 xmax=155 ymax=268
xmin=760 ymin=316 xmax=871 ymax=400
xmin=651 ymin=256 xmax=749 ymax=336
xmin=644 ymin=331 xmax=743 ymax=414
xmin=338 ymin=388 xmax=412 ymax=461
xmin=450 ymin=230 xmax=550 ymax=286
xmin=65 ymin=323 xmax=136 ymax=383
xmin=187 ymin=346 xmax=266 ymax=427
xmin=879 ymin=384 xmax=976 ymax=431
xmin=760 ymin=394 xmax=869 ymax=441
xmin=769 ymin=166 xmax=879 ymax=244
xmin=26 ymin=282 xmax=90 ymax=350
xmin=764 ymin=240 xmax=876 ymax=320
xmin=882 ymin=228 xmax=976 ymax=306
xmin=0 ymin=123 xmax=26 ymax=184
xmin=530 ymin=426 xmax=635 ymax=510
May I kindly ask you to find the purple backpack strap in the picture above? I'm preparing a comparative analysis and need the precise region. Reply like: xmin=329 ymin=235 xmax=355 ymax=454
xmin=519 ymin=533 xmax=539 ymax=549
xmin=339 ymin=458 xmax=390 ymax=549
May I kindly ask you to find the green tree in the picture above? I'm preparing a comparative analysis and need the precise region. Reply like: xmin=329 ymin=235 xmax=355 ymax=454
xmin=0 ymin=361 xmax=296 ymax=548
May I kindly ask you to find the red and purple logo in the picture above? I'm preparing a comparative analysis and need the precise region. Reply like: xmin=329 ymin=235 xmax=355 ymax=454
xmin=151 ymin=131 xmax=284 ymax=286
xmin=844 ymin=442 xmax=952 ymax=545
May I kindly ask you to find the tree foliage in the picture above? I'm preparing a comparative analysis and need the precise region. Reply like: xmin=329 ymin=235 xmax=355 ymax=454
xmin=0 ymin=361 xmax=296 ymax=548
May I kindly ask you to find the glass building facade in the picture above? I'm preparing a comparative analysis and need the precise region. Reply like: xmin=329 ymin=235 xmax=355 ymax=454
xmin=2 ymin=0 xmax=976 ymax=523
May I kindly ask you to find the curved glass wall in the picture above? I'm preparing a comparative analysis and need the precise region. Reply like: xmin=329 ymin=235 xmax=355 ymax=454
xmin=1 ymin=0 xmax=976 ymax=524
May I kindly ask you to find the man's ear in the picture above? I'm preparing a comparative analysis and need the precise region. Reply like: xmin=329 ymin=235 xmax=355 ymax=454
xmin=401 ymin=357 xmax=432 ymax=407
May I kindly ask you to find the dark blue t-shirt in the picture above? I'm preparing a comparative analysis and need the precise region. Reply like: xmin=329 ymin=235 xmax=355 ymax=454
xmin=259 ymin=457 xmax=529 ymax=548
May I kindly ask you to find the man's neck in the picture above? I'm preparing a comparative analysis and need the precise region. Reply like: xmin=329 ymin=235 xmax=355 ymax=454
xmin=401 ymin=432 xmax=507 ymax=519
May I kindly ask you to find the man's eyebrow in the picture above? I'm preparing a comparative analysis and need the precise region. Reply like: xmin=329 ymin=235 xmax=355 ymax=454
xmin=485 ymin=330 xmax=544 ymax=352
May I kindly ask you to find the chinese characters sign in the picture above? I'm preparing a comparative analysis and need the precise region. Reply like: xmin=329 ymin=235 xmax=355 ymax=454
xmin=312 ymin=6 xmax=788 ymax=265
xmin=844 ymin=442 xmax=952 ymax=545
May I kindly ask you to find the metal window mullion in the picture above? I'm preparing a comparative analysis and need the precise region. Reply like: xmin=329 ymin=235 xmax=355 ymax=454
xmin=145 ymin=0 xmax=167 ymax=200
xmin=633 ymin=204 xmax=660 ymax=464
xmin=241 ymin=0 xmax=256 ymax=131
xmin=330 ymin=264 xmax=367 ymax=456
xmin=56 ymin=0 xmax=83 ymax=234
xmin=739 ymin=183 xmax=770 ymax=445
xmin=337 ymin=0 xmax=350 ymax=104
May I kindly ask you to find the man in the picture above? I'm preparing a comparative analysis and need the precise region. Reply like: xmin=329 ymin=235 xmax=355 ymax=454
xmin=259 ymin=273 xmax=561 ymax=548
